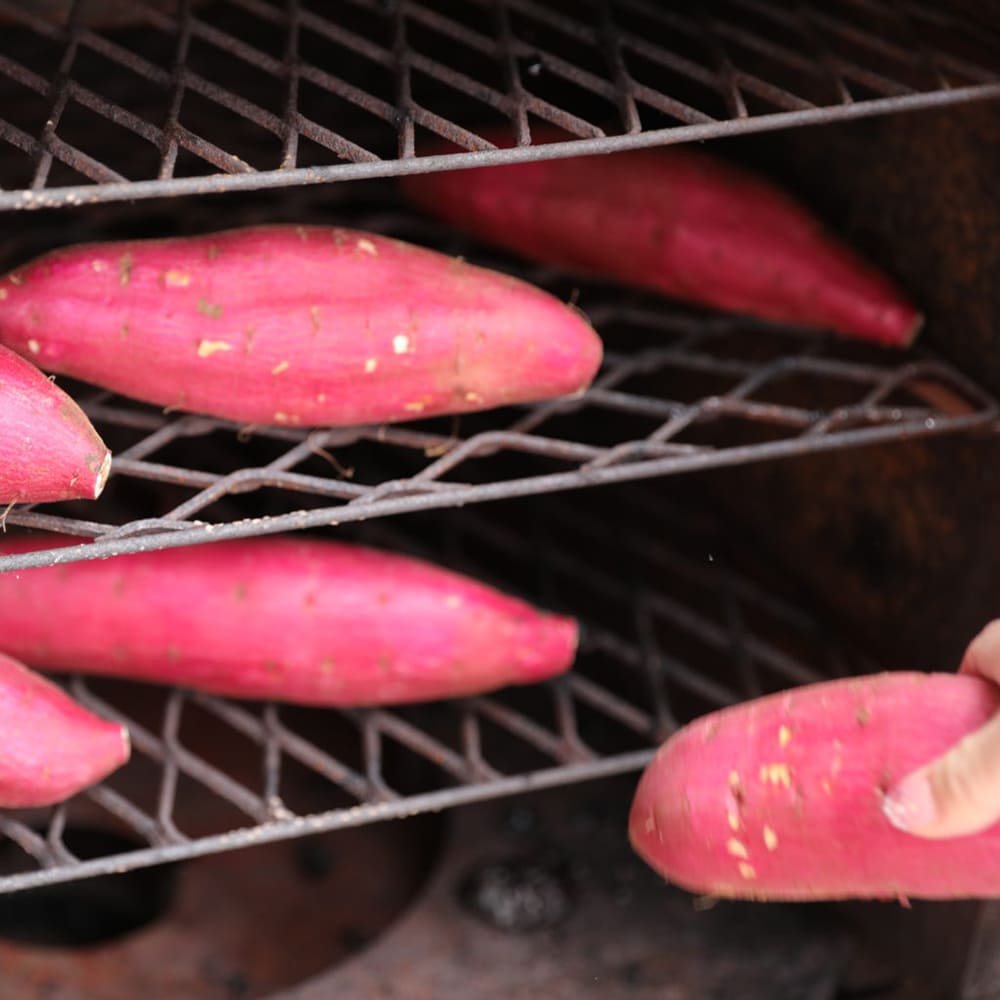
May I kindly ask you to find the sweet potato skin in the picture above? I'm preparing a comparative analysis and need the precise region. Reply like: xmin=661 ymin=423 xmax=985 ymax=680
xmin=629 ymin=673 xmax=1000 ymax=901
xmin=401 ymin=132 xmax=921 ymax=346
xmin=0 ymin=343 xmax=110 ymax=504
xmin=0 ymin=534 xmax=578 ymax=706
xmin=0 ymin=652 xmax=129 ymax=807
xmin=0 ymin=225 xmax=602 ymax=427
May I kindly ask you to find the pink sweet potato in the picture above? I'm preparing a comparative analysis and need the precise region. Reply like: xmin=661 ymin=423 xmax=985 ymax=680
xmin=401 ymin=130 xmax=921 ymax=347
xmin=0 ymin=534 xmax=578 ymax=707
xmin=629 ymin=672 xmax=1000 ymax=901
xmin=0 ymin=652 xmax=129 ymax=807
xmin=0 ymin=225 xmax=602 ymax=427
xmin=0 ymin=343 xmax=110 ymax=504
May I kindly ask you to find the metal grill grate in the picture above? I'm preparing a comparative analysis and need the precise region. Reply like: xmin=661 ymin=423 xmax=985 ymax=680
xmin=0 ymin=200 xmax=995 ymax=572
xmin=0 ymin=0 xmax=997 ymax=210
xmin=0 ymin=197 xmax=1000 ymax=572
xmin=0 ymin=487 xmax=874 ymax=893
xmin=1 ymin=326 xmax=995 ymax=570
xmin=1 ymin=209 xmax=996 ymax=571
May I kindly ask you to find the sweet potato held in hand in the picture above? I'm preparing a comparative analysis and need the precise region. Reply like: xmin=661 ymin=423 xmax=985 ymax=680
xmin=401 ymin=131 xmax=921 ymax=347
xmin=0 ymin=343 xmax=110 ymax=504
xmin=0 ymin=652 xmax=129 ymax=807
xmin=0 ymin=535 xmax=579 ymax=707
xmin=629 ymin=673 xmax=1000 ymax=901
xmin=0 ymin=226 xmax=602 ymax=427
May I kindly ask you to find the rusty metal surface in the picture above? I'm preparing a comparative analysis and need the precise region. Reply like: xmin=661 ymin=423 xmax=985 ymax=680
xmin=750 ymin=101 xmax=1000 ymax=399
xmin=0 ymin=487 xmax=874 ymax=894
xmin=685 ymin=101 xmax=1000 ymax=676
xmin=0 ymin=0 xmax=997 ymax=210
xmin=277 ymin=775 xmax=851 ymax=1000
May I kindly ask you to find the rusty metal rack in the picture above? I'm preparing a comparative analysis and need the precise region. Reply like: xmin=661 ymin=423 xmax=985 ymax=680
xmin=0 ymin=0 xmax=997 ymax=210
xmin=0 ymin=487 xmax=874 ymax=893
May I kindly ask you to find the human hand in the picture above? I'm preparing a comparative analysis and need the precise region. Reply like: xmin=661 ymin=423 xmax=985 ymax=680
xmin=884 ymin=620 xmax=1000 ymax=838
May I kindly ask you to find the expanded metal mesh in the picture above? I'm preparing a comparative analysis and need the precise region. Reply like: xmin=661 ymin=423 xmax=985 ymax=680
xmin=0 ymin=0 xmax=997 ymax=209
xmin=0 ymin=487 xmax=874 ymax=893
xmin=1 ymin=287 xmax=994 ymax=571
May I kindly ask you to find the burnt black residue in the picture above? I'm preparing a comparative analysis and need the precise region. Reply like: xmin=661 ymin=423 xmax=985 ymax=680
xmin=846 ymin=511 xmax=907 ymax=590
xmin=458 ymin=855 xmax=574 ymax=934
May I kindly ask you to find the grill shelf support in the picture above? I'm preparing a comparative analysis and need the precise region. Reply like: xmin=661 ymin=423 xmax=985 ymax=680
xmin=0 ymin=489 xmax=874 ymax=893
xmin=0 ymin=0 xmax=997 ymax=210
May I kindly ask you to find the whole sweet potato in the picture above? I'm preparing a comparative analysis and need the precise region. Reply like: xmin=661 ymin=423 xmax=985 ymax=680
xmin=0 ymin=225 xmax=602 ymax=427
xmin=401 ymin=131 xmax=921 ymax=347
xmin=0 ymin=652 xmax=129 ymax=807
xmin=0 ymin=343 xmax=110 ymax=504
xmin=0 ymin=534 xmax=578 ymax=706
xmin=629 ymin=672 xmax=1000 ymax=901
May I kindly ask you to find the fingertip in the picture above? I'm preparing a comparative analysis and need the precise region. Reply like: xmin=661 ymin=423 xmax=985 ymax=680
xmin=959 ymin=620 xmax=1000 ymax=680
xmin=884 ymin=769 xmax=939 ymax=835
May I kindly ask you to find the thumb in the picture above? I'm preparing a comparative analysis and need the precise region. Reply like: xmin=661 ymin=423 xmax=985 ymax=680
xmin=884 ymin=709 xmax=1000 ymax=839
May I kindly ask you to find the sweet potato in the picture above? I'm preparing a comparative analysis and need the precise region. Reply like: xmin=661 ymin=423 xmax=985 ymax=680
xmin=0 ymin=534 xmax=578 ymax=706
xmin=629 ymin=672 xmax=1000 ymax=901
xmin=0 ymin=652 xmax=129 ymax=807
xmin=401 ymin=130 xmax=921 ymax=347
xmin=0 ymin=343 xmax=110 ymax=504
xmin=0 ymin=225 xmax=602 ymax=427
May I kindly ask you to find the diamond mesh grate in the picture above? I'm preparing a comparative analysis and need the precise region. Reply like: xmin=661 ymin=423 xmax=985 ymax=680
xmin=0 ymin=203 xmax=996 ymax=573
xmin=0 ymin=0 xmax=997 ymax=210
xmin=0 ymin=487 xmax=875 ymax=893
xmin=1 ymin=303 xmax=995 ymax=571
xmin=0 ymin=200 xmax=995 ymax=572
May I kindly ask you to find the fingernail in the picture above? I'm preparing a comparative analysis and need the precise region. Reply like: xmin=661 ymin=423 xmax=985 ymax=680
xmin=883 ymin=771 xmax=938 ymax=832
